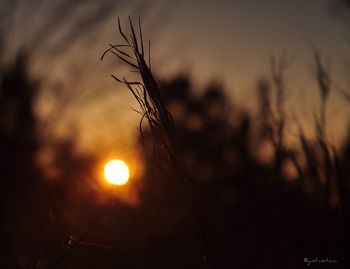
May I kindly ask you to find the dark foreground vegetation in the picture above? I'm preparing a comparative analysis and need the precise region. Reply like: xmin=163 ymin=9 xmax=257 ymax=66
xmin=1 ymin=17 xmax=350 ymax=269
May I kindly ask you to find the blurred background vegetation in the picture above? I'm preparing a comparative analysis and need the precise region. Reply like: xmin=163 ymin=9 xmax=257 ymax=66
xmin=1 ymin=0 xmax=350 ymax=268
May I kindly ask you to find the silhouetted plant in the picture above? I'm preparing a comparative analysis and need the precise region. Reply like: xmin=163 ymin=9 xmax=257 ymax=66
xmin=256 ymin=52 xmax=301 ymax=183
xmin=101 ymin=17 xmax=223 ymax=268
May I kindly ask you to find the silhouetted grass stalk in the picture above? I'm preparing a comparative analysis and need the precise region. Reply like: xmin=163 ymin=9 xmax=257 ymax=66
xmin=269 ymin=52 xmax=293 ymax=173
xmin=102 ymin=17 xmax=218 ymax=268
xmin=312 ymin=50 xmax=336 ymax=208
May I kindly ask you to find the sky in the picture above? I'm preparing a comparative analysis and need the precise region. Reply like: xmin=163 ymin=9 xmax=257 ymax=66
xmin=152 ymin=0 xmax=350 ymax=146
xmin=154 ymin=0 xmax=349 ymax=98
xmin=2 ymin=0 xmax=350 ymax=157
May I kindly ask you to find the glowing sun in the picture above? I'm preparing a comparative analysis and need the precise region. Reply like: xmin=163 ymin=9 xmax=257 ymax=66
xmin=104 ymin=160 xmax=130 ymax=185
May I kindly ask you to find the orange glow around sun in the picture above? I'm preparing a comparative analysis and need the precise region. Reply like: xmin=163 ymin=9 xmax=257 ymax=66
xmin=104 ymin=159 xmax=130 ymax=185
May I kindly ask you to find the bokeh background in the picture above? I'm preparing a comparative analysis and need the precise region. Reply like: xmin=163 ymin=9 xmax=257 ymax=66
xmin=1 ymin=0 xmax=350 ymax=268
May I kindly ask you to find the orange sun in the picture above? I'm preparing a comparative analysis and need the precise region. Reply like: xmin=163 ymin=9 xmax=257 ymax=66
xmin=104 ymin=159 xmax=130 ymax=185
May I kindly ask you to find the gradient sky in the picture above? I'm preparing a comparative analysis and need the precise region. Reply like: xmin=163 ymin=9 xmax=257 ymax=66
xmin=154 ymin=0 xmax=349 ymax=94
xmin=2 ymin=0 xmax=350 ymax=157
xmin=151 ymin=0 xmax=350 ymax=144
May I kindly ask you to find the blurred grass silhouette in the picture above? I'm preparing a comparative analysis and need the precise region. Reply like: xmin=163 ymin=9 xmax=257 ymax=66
xmin=1 ymin=10 xmax=350 ymax=268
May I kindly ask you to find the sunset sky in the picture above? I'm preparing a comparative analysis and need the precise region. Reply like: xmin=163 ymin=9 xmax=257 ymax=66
xmin=2 ymin=0 xmax=350 ymax=156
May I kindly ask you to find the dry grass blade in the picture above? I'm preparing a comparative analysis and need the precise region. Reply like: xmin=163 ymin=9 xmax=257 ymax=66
xmin=102 ymin=16 xmax=188 ymax=183
xmin=138 ymin=17 xmax=144 ymax=57
xmin=102 ymin=16 xmax=219 ymax=268
xmin=313 ymin=50 xmax=331 ymax=101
